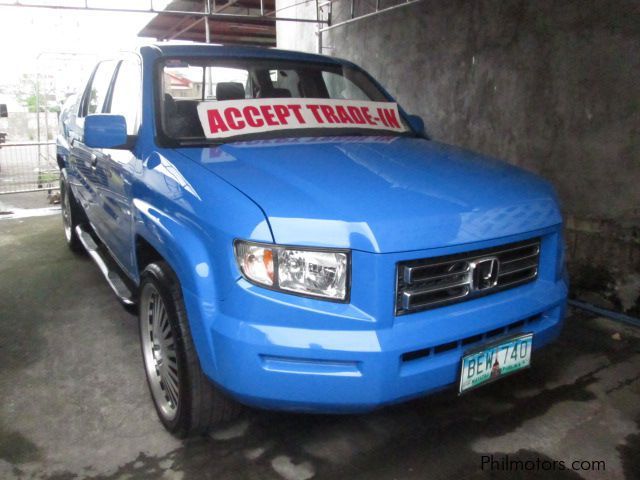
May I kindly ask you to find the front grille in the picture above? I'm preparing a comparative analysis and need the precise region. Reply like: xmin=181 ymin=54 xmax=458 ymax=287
xmin=396 ymin=238 xmax=540 ymax=315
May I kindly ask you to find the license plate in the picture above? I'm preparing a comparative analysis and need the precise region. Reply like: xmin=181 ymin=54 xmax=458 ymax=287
xmin=459 ymin=333 xmax=533 ymax=393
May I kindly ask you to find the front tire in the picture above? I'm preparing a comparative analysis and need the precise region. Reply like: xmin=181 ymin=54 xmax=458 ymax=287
xmin=59 ymin=171 xmax=83 ymax=253
xmin=139 ymin=261 xmax=241 ymax=437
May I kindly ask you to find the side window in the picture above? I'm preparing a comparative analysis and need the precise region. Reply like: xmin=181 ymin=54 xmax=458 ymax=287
xmin=81 ymin=60 xmax=117 ymax=116
xmin=164 ymin=64 xmax=204 ymax=100
xmin=161 ymin=64 xmax=249 ymax=100
xmin=109 ymin=59 xmax=142 ymax=135
xmin=205 ymin=66 xmax=249 ymax=99
xmin=269 ymin=69 xmax=301 ymax=97
xmin=322 ymin=71 xmax=370 ymax=101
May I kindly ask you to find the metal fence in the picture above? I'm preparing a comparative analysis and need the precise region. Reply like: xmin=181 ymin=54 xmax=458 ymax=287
xmin=0 ymin=142 xmax=59 ymax=194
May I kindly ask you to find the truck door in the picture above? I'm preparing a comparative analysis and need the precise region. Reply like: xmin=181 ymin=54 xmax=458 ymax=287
xmin=69 ymin=60 xmax=118 ymax=229
xmin=92 ymin=57 xmax=142 ymax=275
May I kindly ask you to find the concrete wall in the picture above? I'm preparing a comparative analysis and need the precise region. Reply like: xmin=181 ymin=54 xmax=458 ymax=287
xmin=276 ymin=0 xmax=640 ymax=313
xmin=276 ymin=0 xmax=317 ymax=53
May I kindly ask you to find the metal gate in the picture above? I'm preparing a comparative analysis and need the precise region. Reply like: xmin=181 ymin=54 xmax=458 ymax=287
xmin=0 ymin=142 xmax=58 ymax=194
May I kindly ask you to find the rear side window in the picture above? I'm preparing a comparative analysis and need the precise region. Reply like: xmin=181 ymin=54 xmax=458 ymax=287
xmin=80 ymin=60 xmax=117 ymax=117
xmin=204 ymin=67 xmax=249 ymax=99
xmin=163 ymin=64 xmax=250 ymax=100
xmin=109 ymin=59 xmax=142 ymax=135
xmin=269 ymin=69 xmax=301 ymax=97
xmin=322 ymin=71 xmax=369 ymax=101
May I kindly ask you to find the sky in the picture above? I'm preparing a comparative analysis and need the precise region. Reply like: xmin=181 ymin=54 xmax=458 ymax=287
xmin=0 ymin=1 xmax=172 ymax=101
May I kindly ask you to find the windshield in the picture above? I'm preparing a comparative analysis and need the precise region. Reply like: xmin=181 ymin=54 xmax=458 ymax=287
xmin=158 ymin=57 xmax=411 ymax=143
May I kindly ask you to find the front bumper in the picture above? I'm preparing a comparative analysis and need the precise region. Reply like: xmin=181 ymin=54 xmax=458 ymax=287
xmin=181 ymin=227 xmax=567 ymax=412
xmin=185 ymin=263 xmax=567 ymax=412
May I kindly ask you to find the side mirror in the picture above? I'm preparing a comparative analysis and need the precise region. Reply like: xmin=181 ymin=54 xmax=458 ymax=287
xmin=0 ymin=104 xmax=7 ymax=118
xmin=406 ymin=114 xmax=426 ymax=137
xmin=84 ymin=114 xmax=129 ymax=149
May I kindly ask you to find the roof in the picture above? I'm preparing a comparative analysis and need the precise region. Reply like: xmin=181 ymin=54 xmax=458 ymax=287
xmin=145 ymin=42 xmax=344 ymax=65
xmin=138 ymin=0 xmax=276 ymax=46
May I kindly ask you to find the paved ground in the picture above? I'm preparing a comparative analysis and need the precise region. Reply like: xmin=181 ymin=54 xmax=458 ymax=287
xmin=0 ymin=192 xmax=58 ymax=211
xmin=0 ymin=192 xmax=60 ymax=221
xmin=1 ymin=204 xmax=639 ymax=480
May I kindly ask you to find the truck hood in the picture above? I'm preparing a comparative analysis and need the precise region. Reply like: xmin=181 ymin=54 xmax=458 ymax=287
xmin=177 ymin=137 xmax=562 ymax=253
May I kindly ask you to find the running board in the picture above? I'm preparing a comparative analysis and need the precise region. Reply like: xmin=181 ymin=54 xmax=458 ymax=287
xmin=75 ymin=225 xmax=135 ymax=305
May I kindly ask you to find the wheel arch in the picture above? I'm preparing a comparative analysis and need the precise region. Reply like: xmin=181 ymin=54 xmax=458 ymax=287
xmin=135 ymin=235 xmax=163 ymax=276
xmin=132 ymin=198 xmax=223 ymax=381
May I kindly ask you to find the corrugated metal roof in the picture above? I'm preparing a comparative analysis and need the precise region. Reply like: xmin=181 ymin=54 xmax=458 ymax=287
xmin=138 ymin=0 xmax=276 ymax=46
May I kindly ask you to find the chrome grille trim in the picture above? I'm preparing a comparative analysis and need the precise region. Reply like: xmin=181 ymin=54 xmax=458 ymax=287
xmin=403 ymin=262 xmax=470 ymax=284
xmin=395 ymin=238 xmax=541 ymax=315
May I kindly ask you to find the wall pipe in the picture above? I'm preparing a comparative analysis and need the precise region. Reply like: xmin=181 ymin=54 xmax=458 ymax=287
xmin=569 ymin=299 xmax=640 ymax=328
xmin=317 ymin=0 xmax=421 ymax=33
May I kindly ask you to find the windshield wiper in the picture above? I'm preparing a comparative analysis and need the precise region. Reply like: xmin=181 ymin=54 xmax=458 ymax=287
xmin=177 ymin=139 xmax=225 ymax=147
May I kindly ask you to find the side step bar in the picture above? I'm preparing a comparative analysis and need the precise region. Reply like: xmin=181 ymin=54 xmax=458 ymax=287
xmin=75 ymin=225 xmax=135 ymax=306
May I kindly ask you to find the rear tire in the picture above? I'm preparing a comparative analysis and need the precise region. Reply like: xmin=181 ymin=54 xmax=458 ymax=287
xmin=59 ymin=171 xmax=84 ymax=253
xmin=138 ymin=261 xmax=241 ymax=438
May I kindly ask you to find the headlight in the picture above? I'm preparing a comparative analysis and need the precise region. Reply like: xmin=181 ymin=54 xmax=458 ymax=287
xmin=234 ymin=240 xmax=349 ymax=301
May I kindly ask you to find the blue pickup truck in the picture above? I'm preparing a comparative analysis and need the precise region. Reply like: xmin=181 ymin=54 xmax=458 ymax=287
xmin=57 ymin=43 xmax=568 ymax=437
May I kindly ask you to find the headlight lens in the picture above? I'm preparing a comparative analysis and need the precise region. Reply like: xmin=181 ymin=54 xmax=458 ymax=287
xmin=234 ymin=241 xmax=349 ymax=301
xmin=278 ymin=249 xmax=348 ymax=299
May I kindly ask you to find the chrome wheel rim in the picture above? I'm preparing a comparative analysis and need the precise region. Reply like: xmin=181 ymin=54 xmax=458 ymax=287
xmin=60 ymin=178 xmax=72 ymax=242
xmin=140 ymin=284 xmax=180 ymax=421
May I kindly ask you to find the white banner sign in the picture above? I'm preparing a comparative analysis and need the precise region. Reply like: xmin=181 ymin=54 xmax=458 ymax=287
xmin=196 ymin=98 xmax=407 ymax=139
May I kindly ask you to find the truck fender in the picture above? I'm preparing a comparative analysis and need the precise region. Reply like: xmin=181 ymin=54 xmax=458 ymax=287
xmin=132 ymin=197 xmax=222 ymax=379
